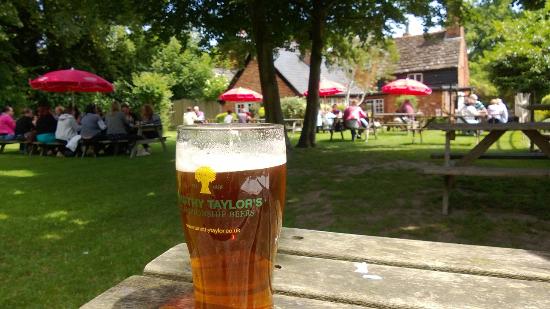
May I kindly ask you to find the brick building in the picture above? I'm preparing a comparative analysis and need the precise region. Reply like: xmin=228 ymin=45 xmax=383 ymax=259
xmin=364 ymin=27 xmax=471 ymax=116
xmin=222 ymin=50 xmax=362 ymax=112
xmin=224 ymin=26 xmax=470 ymax=116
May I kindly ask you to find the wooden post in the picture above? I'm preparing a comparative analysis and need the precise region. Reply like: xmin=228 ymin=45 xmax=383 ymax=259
xmin=443 ymin=175 xmax=452 ymax=215
xmin=522 ymin=130 xmax=550 ymax=157
xmin=443 ymin=131 xmax=453 ymax=215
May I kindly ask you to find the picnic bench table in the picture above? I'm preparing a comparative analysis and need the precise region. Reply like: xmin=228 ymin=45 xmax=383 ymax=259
xmin=82 ymin=227 xmax=550 ymax=308
xmin=283 ymin=118 xmax=303 ymax=135
xmin=372 ymin=113 xmax=426 ymax=143
xmin=425 ymin=122 xmax=550 ymax=214
xmin=130 ymin=124 xmax=167 ymax=158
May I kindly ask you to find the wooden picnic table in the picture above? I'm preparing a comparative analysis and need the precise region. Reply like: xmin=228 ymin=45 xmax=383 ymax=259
xmin=372 ymin=113 xmax=427 ymax=143
xmin=425 ymin=122 xmax=550 ymax=214
xmin=130 ymin=123 xmax=167 ymax=158
xmin=82 ymin=227 xmax=550 ymax=308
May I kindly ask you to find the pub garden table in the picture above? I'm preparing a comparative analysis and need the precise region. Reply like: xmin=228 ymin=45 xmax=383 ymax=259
xmin=424 ymin=122 xmax=550 ymax=214
xmin=82 ymin=227 xmax=550 ymax=308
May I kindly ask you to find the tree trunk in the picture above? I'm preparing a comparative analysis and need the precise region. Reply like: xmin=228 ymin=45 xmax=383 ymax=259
xmin=296 ymin=0 xmax=325 ymax=148
xmin=248 ymin=0 xmax=284 ymax=126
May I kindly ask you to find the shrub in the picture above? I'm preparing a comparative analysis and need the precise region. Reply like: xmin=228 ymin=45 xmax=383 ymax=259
xmin=281 ymin=97 xmax=306 ymax=119
xmin=535 ymin=94 xmax=550 ymax=121
xmin=215 ymin=112 xmax=228 ymax=123
xmin=131 ymin=72 xmax=174 ymax=128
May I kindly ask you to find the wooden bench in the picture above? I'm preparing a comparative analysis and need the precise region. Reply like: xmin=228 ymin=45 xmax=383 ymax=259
xmin=130 ymin=137 xmax=167 ymax=158
xmin=430 ymin=152 xmax=549 ymax=160
xmin=384 ymin=120 xmax=424 ymax=143
xmin=427 ymin=122 xmax=550 ymax=214
xmin=29 ymin=141 xmax=66 ymax=156
xmin=424 ymin=166 xmax=550 ymax=215
xmin=328 ymin=118 xmax=377 ymax=142
xmin=0 ymin=140 xmax=29 ymax=153
xmin=82 ymin=227 xmax=550 ymax=308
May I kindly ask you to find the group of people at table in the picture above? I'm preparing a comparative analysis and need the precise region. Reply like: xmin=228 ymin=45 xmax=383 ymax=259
xmin=0 ymin=102 xmax=162 ymax=157
xmin=317 ymin=99 xmax=414 ymax=141
xmin=182 ymin=106 xmax=252 ymax=125
xmin=459 ymin=93 xmax=509 ymax=124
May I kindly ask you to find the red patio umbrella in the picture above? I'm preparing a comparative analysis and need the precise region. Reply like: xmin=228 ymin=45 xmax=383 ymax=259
xmin=29 ymin=68 xmax=114 ymax=93
xmin=219 ymin=87 xmax=263 ymax=101
xmin=381 ymin=79 xmax=432 ymax=96
xmin=304 ymin=79 xmax=346 ymax=97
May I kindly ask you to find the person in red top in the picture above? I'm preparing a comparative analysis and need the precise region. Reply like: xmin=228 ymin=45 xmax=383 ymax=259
xmin=343 ymin=100 xmax=366 ymax=141
xmin=0 ymin=106 xmax=16 ymax=140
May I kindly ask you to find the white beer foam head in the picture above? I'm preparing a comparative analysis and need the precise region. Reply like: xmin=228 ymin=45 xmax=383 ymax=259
xmin=176 ymin=125 xmax=286 ymax=172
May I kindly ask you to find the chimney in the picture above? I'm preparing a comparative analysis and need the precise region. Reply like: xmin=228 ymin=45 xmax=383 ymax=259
xmin=445 ymin=15 xmax=463 ymax=38
xmin=445 ymin=25 xmax=464 ymax=38
xmin=403 ymin=22 xmax=410 ymax=37
xmin=300 ymin=51 xmax=311 ymax=66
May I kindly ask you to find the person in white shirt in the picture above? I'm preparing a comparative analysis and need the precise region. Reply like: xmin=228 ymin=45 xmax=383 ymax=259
xmin=183 ymin=107 xmax=198 ymax=125
xmin=194 ymin=106 xmax=205 ymax=123
xmin=224 ymin=110 xmax=234 ymax=123
xmin=459 ymin=99 xmax=481 ymax=124
xmin=487 ymin=98 xmax=508 ymax=123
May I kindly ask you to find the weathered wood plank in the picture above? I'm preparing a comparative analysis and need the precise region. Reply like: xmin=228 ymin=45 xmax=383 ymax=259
xmin=279 ymin=228 xmax=550 ymax=282
xmin=147 ymin=228 xmax=550 ymax=283
xmin=143 ymin=245 xmax=550 ymax=308
xmin=457 ymin=130 xmax=506 ymax=166
xmin=427 ymin=122 xmax=550 ymax=131
xmin=522 ymin=130 xmax=550 ymax=156
xmin=519 ymin=104 xmax=550 ymax=111
xmin=80 ymin=275 xmax=371 ymax=309
xmin=423 ymin=166 xmax=550 ymax=177
xmin=430 ymin=152 xmax=549 ymax=160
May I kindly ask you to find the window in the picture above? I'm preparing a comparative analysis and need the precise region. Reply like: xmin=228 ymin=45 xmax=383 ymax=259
xmin=235 ymin=103 xmax=256 ymax=112
xmin=407 ymin=73 xmax=423 ymax=83
xmin=365 ymin=99 xmax=384 ymax=114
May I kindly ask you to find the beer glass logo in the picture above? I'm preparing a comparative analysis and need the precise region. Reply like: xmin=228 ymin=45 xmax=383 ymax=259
xmin=195 ymin=166 xmax=216 ymax=194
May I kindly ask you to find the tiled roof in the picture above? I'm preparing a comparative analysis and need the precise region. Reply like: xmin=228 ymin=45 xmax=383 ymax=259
xmin=394 ymin=31 xmax=461 ymax=74
xmin=274 ymin=49 xmax=363 ymax=96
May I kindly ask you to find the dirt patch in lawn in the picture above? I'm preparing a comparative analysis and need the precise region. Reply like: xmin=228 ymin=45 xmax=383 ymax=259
xmin=335 ymin=160 xmax=438 ymax=175
xmin=293 ymin=190 xmax=335 ymax=230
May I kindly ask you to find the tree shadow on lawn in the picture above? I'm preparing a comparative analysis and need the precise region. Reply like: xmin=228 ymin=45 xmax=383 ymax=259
xmin=285 ymin=143 xmax=550 ymax=254
xmin=0 ymin=142 xmax=182 ymax=307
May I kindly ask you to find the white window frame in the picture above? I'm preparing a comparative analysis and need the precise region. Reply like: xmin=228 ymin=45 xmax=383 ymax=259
xmin=365 ymin=99 xmax=384 ymax=114
xmin=407 ymin=73 xmax=423 ymax=83
xmin=235 ymin=102 xmax=255 ymax=112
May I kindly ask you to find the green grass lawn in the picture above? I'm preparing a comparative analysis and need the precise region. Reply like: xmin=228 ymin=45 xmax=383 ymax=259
xmin=1 ymin=129 xmax=549 ymax=307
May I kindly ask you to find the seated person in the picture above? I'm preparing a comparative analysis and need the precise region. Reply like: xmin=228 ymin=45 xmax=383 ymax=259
xmin=224 ymin=110 xmax=234 ymax=123
xmin=331 ymin=104 xmax=342 ymax=118
xmin=238 ymin=109 xmax=251 ymax=123
xmin=55 ymin=106 xmax=81 ymax=155
xmin=469 ymin=94 xmax=487 ymax=115
xmin=324 ymin=108 xmax=337 ymax=129
xmin=55 ymin=106 xmax=80 ymax=143
xmin=80 ymin=104 xmax=107 ymax=140
xmin=105 ymin=101 xmax=130 ymax=140
xmin=121 ymin=103 xmax=138 ymax=128
xmin=343 ymin=100 xmax=364 ymax=141
xmin=15 ymin=108 xmax=35 ymax=152
xmin=459 ymin=99 xmax=481 ymax=124
xmin=395 ymin=99 xmax=415 ymax=123
xmin=35 ymin=106 xmax=57 ymax=144
xmin=137 ymin=104 xmax=162 ymax=156
xmin=487 ymin=98 xmax=508 ymax=124
xmin=0 ymin=106 xmax=16 ymax=141
xmin=183 ymin=106 xmax=198 ymax=125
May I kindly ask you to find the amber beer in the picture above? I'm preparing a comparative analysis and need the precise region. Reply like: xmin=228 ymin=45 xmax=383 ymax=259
xmin=176 ymin=124 xmax=286 ymax=309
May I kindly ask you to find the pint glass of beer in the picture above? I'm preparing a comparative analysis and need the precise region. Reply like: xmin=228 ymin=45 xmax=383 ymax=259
xmin=176 ymin=123 xmax=286 ymax=309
